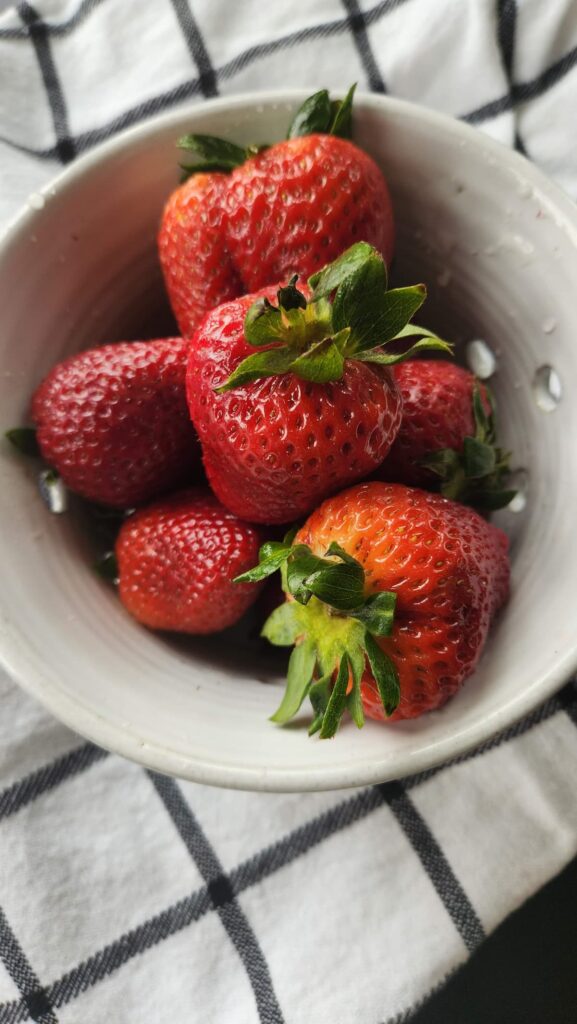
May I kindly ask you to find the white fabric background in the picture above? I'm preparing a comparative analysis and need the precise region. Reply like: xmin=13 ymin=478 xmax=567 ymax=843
xmin=0 ymin=2 xmax=577 ymax=1022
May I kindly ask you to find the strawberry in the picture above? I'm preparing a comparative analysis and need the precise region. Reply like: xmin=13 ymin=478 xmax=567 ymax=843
xmin=32 ymin=338 xmax=199 ymax=508
xmin=379 ymin=360 xmax=515 ymax=509
xmin=237 ymin=481 xmax=509 ymax=735
xmin=186 ymin=243 xmax=450 ymax=524
xmin=159 ymin=87 xmax=394 ymax=335
xmin=115 ymin=488 xmax=264 ymax=634
xmin=158 ymin=172 xmax=242 ymax=338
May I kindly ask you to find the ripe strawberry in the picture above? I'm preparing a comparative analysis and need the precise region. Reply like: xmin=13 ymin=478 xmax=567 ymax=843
xmin=159 ymin=87 xmax=394 ymax=335
xmin=238 ymin=481 xmax=509 ymax=734
xmin=378 ymin=360 xmax=514 ymax=509
xmin=32 ymin=338 xmax=199 ymax=508
xmin=158 ymin=172 xmax=242 ymax=338
xmin=186 ymin=243 xmax=450 ymax=524
xmin=116 ymin=488 xmax=264 ymax=634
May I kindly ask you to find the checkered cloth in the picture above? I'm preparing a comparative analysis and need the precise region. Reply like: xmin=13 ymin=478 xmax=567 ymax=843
xmin=1 ymin=1 xmax=577 ymax=1022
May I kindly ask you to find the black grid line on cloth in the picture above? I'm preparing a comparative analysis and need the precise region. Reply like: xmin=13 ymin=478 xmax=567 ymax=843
xmin=168 ymin=0 xmax=218 ymax=97
xmin=496 ymin=0 xmax=527 ymax=155
xmin=1 ymin=9 xmax=577 ymax=164
xmin=0 ymin=909 xmax=57 ymax=1024
xmin=0 ymin=0 xmax=410 ymax=161
xmin=17 ymin=2 xmax=75 ymax=163
xmin=0 ymin=743 xmax=107 ymax=822
xmin=464 ymin=40 xmax=577 ymax=124
xmin=558 ymin=680 xmax=577 ymax=728
xmin=378 ymin=782 xmax=485 ymax=952
xmin=341 ymin=0 xmax=386 ymax=92
xmin=148 ymin=772 xmax=285 ymax=1024
xmin=0 ymin=683 xmax=574 ymax=1021
xmin=0 ymin=0 xmax=108 ymax=40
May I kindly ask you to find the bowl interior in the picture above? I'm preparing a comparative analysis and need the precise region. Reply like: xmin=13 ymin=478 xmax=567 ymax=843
xmin=0 ymin=92 xmax=576 ymax=791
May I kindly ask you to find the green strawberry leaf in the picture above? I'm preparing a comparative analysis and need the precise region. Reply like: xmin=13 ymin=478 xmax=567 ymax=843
xmin=319 ymin=654 xmax=350 ymax=738
xmin=305 ymin=558 xmax=365 ymax=610
xmin=215 ymin=345 xmax=297 ymax=393
xmin=244 ymin=299 xmax=292 ymax=347
xmin=346 ymin=640 xmax=366 ymax=729
xmin=261 ymin=601 xmax=302 ymax=647
xmin=350 ymin=591 xmax=397 ymax=637
xmin=308 ymin=674 xmax=332 ymax=735
xmin=288 ymin=333 xmax=346 ymax=383
xmin=419 ymin=381 xmax=517 ymax=512
xmin=325 ymin=541 xmax=361 ymax=567
xmin=287 ymin=89 xmax=333 ymax=139
xmin=5 ymin=427 xmax=39 ymax=457
xmin=287 ymin=84 xmax=356 ymax=140
xmin=177 ymin=133 xmax=248 ymax=170
xmin=472 ymin=381 xmax=493 ymax=440
xmin=308 ymin=241 xmax=378 ymax=300
xmin=94 ymin=551 xmax=119 ymax=583
xmin=421 ymin=447 xmax=461 ymax=480
xmin=393 ymin=323 xmax=447 ymax=341
xmin=463 ymin=436 xmax=497 ymax=478
xmin=329 ymin=83 xmax=356 ymax=139
xmin=336 ymin=281 xmax=428 ymax=354
xmin=364 ymin=632 xmax=400 ymax=716
xmin=356 ymin=335 xmax=453 ymax=366
xmin=470 ymin=488 xmax=518 ymax=511
xmin=285 ymin=546 xmax=331 ymax=605
xmin=234 ymin=540 xmax=293 ymax=583
xmin=270 ymin=638 xmax=317 ymax=724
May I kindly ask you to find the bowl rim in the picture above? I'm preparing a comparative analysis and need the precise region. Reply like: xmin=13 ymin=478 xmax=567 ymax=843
xmin=2 ymin=89 xmax=577 ymax=792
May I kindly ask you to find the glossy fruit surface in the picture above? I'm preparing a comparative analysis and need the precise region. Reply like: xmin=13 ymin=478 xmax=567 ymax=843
xmin=32 ymin=338 xmax=199 ymax=508
xmin=116 ymin=488 xmax=263 ymax=634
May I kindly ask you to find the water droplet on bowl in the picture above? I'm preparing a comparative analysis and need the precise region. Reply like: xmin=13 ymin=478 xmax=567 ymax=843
xmin=507 ymin=491 xmax=527 ymax=514
xmin=533 ymin=365 xmax=562 ymax=412
xmin=38 ymin=470 xmax=68 ymax=514
xmin=506 ymin=469 xmax=529 ymax=513
xmin=466 ymin=339 xmax=497 ymax=379
xmin=518 ymin=181 xmax=533 ymax=199
xmin=28 ymin=192 xmax=45 ymax=210
xmin=542 ymin=317 xmax=557 ymax=334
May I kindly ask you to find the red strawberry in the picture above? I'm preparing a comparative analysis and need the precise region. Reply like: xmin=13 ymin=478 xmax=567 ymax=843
xmin=222 ymin=133 xmax=394 ymax=291
xmin=159 ymin=87 xmax=394 ymax=335
xmin=378 ymin=360 xmax=514 ymax=509
xmin=32 ymin=338 xmax=199 ymax=508
xmin=158 ymin=173 xmax=242 ymax=338
xmin=187 ymin=243 xmax=449 ymax=525
xmin=238 ymin=481 xmax=509 ymax=734
xmin=115 ymin=488 xmax=263 ymax=634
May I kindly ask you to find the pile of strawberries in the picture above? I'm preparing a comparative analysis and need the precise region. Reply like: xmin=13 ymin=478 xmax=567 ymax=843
xmin=16 ymin=88 xmax=514 ymax=738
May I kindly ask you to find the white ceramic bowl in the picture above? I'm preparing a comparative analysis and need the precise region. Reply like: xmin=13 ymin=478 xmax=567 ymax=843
xmin=1 ymin=91 xmax=576 ymax=792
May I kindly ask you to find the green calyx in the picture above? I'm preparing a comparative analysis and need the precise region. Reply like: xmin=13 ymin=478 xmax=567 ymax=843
xmin=5 ymin=426 xmax=39 ymax=457
xmin=216 ymin=242 xmax=451 ymax=393
xmin=286 ymin=84 xmax=356 ymax=140
xmin=177 ymin=85 xmax=356 ymax=179
xmin=422 ymin=384 xmax=516 ymax=510
xmin=234 ymin=537 xmax=401 ymax=737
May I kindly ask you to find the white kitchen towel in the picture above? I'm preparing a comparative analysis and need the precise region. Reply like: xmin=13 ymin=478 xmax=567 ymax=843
xmin=1 ymin=2 xmax=577 ymax=1022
